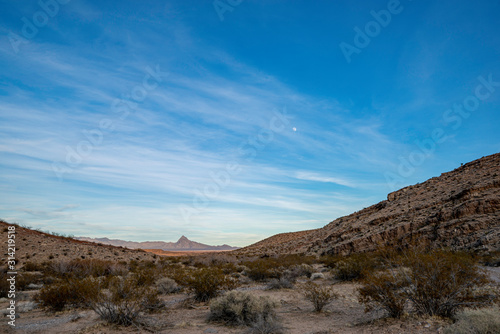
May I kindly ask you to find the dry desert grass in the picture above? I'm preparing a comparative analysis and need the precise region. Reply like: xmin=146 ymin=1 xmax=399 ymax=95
xmin=1 ymin=222 xmax=499 ymax=334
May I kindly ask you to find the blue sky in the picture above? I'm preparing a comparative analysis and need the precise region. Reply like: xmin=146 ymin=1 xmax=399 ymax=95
xmin=0 ymin=0 xmax=499 ymax=246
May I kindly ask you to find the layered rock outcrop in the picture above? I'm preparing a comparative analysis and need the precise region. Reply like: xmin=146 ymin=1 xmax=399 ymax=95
xmin=237 ymin=153 xmax=500 ymax=256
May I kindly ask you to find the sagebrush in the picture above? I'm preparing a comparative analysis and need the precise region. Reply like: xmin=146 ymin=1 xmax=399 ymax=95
xmin=209 ymin=291 xmax=279 ymax=327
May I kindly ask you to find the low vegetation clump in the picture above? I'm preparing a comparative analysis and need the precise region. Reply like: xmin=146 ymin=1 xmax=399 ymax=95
xmin=319 ymin=254 xmax=341 ymax=268
xmin=358 ymin=249 xmax=497 ymax=318
xmin=209 ymin=291 xmax=280 ymax=328
xmin=244 ymin=258 xmax=282 ymax=281
xmin=245 ymin=315 xmax=285 ymax=334
xmin=288 ymin=263 xmax=315 ymax=279
xmin=358 ymin=271 xmax=407 ymax=318
xmin=443 ymin=306 xmax=500 ymax=334
xmin=480 ymin=251 xmax=500 ymax=267
xmin=186 ymin=267 xmax=238 ymax=301
xmin=301 ymin=282 xmax=338 ymax=312
xmin=156 ymin=277 xmax=181 ymax=294
xmin=42 ymin=258 xmax=125 ymax=279
xmin=34 ymin=277 xmax=100 ymax=311
xmin=405 ymin=251 xmax=494 ymax=317
xmin=90 ymin=276 xmax=162 ymax=326
xmin=332 ymin=253 xmax=376 ymax=281
xmin=267 ymin=276 xmax=294 ymax=290
xmin=0 ymin=269 xmax=40 ymax=297
xmin=0 ymin=269 xmax=11 ymax=298
xmin=243 ymin=255 xmax=316 ymax=282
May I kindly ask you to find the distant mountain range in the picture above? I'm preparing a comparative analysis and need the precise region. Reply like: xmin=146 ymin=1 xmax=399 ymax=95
xmin=76 ymin=235 xmax=239 ymax=251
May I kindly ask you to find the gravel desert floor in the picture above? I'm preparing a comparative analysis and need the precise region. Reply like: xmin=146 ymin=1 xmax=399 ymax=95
xmin=4 ymin=267 xmax=499 ymax=334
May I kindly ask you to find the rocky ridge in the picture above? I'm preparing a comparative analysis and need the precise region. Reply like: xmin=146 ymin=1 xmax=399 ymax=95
xmin=237 ymin=153 xmax=500 ymax=256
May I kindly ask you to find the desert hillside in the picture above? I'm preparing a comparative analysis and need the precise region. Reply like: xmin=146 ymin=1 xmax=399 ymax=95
xmin=237 ymin=153 xmax=500 ymax=256
xmin=0 ymin=221 xmax=157 ymax=267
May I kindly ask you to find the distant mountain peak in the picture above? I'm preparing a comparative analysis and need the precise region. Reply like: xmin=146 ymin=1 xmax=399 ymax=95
xmin=177 ymin=235 xmax=189 ymax=243
xmin=76 ymin=235 xmax=239 ymax=251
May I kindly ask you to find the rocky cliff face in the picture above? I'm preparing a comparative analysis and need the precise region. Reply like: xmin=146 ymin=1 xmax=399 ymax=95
xmin=237 ymin=153 xmax=500 ymax=256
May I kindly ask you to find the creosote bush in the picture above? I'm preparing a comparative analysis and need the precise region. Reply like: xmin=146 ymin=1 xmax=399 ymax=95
xmin=333 ymin=253 xmax=376 ymax=281
xmin=403 ymin=250 xmax=494 ymax=317
xmin=244 ymin=258 xmax=281 ymax=281
xmin=358 ymin=249 xmax=496 ymax=318
xmin=186 ymin=267 xmax=238 ymax=302
xmin=301 ymin=282 xmax=338 ymax=312
xmin=358 ymin=271 xmax=407 ymax=318
xmin=34 ymin=277 xmax=100 ymax=311
xmin=209 ymin=291 xmax=279 ymax=327
xmin=91 ymin=276 xmax=161 ymax=326
xmin=243 ymin=255 xmax=316 ymax=282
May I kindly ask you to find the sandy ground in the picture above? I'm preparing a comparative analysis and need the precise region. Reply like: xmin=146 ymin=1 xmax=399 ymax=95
xmin=1 ymin=266 xmax=498 ymax=333
xmin=0 ymin=275 xmax=464 ymax=334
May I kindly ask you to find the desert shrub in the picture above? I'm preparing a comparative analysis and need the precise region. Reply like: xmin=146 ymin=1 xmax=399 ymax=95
xmin=90 ymin=276 xmax=159 ymax=326
xmin=218 ymin=262 xmax=239 ymax=275
xmin=128 ymin=259 xmax=139 ymax=271
xmin=45 ymin=259 xmax=116 ymax=279
xmin=16 ymin=272 xmax=42 ymax=291
xmin=443 ymin=306 xmax=500 ymax=334
xmin=0 ymin=270 xmax=10 ymax=298
xmin=267 ymin=276 xmax=294 ymax=290
xmin=132 ymin=267 xmax=158 ymax=286
xmin=288 ymin=264 xmax=314 ymax=279
xmin=209 ymin=291 xmax=279 ymax=326
xmin=481 ymin=251 xmax=500 ymax=267
xmin=404 ymin=250 xmax=495 ymax=317
xmin=244 ymin=258 xmax=281 ymax=281
xmin=245 ymin=315 xmax=285 ymax=334
xmin=141 ymin=290 xmax=165 ymax=313
xmin=156 ymin=277 xmax=181 ymax=294
xmin=301 ymin=282 xmax=338 ymax=312
xmin=243 ymin=255 xmax=317 ymax=282
xmin=34 ymin=277 xmax=100 ymax=311
xmin=193 ymin=254 xmax=238 ymax=270
xmin=186 ymin=267 xmax=238 ymax=302
xmin=165 ymin=265 xmax=193 ymax=286
xmin=358 ymin=249 xmax=496 ymax=318
xmin=332 ymin=253 xmax=375 ymax=281
xmin=35 ymin=282 xmax=70 ymax=311
xmin=319 ymin=255 xmax=342 ymax=268
xmin=23 ymin=261 xmax=44 ymax=272
xmin=358 ymin=271 xmax=407 ymax=318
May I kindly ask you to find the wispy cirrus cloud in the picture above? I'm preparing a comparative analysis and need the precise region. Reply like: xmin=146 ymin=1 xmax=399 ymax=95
xmin=295 ymin=172 xmax=355 ymax=188
xmin=2 ymin=0 xmax=498 ymax=246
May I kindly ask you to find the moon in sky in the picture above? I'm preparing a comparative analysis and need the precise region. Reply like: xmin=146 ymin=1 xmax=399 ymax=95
xmin=293 ymin=127 xmax=297 ymax=132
